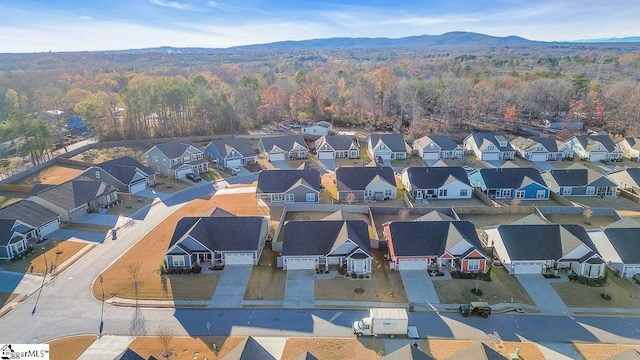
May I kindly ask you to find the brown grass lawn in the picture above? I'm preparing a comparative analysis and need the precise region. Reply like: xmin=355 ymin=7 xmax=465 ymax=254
xmin=0 ymin=190 xmax=25 ymax=207
xmin=48 ymin=335 xmax=96 ymax=360
xmin=93 ymin=191 xmax=267 ymax=301
xmin=544 ymin=214 xmax=616 ymax=229
xmin=434 ymin=266 xmax=534 ymax=305
xmin=282 ymin=337 xmax=383 ymax=359
xmin=2 ymin=240 xmax=91 ymax=276
xmin=70 ymin=146 xmax=148 ymax=164
xmin=153 ymin=178 xmax=193 ymax=193
xmin=552 ymin=272 xmax=640 ymax=308
xmin=575 ymin=343 xmax=640 ymax=360
xmin=17 ymin=165 xmax=83 ymax=185
xmin=315 ymin=249 xmax=408 ymax=303
xmin=129 ymin=336 xmax=244 ymax=360
xmin=244 ymin=246 xmax=286 ymax=300
xmin=1 ymin=292 xmax=19 ymax=306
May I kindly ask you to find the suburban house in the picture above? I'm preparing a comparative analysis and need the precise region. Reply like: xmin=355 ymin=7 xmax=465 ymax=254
xmin=165 ymin=216 xmax=269 ymax=269
xmin=27 ymin=176 xmax=119 ymax=222
xmin=588 ymin=218 xmax=640 ymax=278
xmin=565 ymin=135 xmax=623 ymax=161
xmin=335 ymin=166 xmax=397 ymax=202
xmin=401 ymin=166 xmax=472 ymax=200
xmin=384 ymin=219 xmax=488 ymax=272
xmin=510 ymin=136 xmax=574 ymax=161
xmin=489 ymin=224 xmax=605 ymax=277
xmin=468 ymin=168 xmax=550 ymax=200
xmin=222 ymin=336 xmax=276 ymax=360
xmin=256 ymin=168 xmax=321 ymax=203
xmin=145 ymin=140 xmax=208 ymax=179
xmin=382 ymin=344 xmax=435 ymax=360
xmin=301 ymin=121 xmax=332 ymax=137
xmin=258 ymin=135 xmax=309 ymax=161
xmin=203 ymin=138 xmax=257 ymax=168
xmin=617 ymin=137 xmax=640 ymax=160
xmin=0 ymin=219 xmax=35 ymax=260
xmin=367 ymin=134 xmax=409 ymax=160
xmin=280 ymin=220 xmax=372 ymax=274
xmin=540 ymin=168 xmax=617 ymax=197
xmin=315 ymin=135 xmax=360 ymax=159
xmin=607 ymin=168 xmax=640 ymax=194
xmin=0 ymin=199 xmax=61 ymax=239
xmin=412 ymin=135 xmax=463 ymax=160
xmin=463 ymin=132 xmax=515 ymax=161
xmin=80 ymin=156 xmax=155 ymax=194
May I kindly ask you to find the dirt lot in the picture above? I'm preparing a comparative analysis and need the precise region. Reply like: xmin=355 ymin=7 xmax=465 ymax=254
xmin=106 ymin=193 xmax=153 ymax=217
xmin=17 ymin=165 xmax=83 ymax=185
xmin=70 ymin=145 xmax=148 ymax=164
xmin=2 ymin=240 xmax=91 ymax=276
xmin=552 ymin=271 xmax=640 ymax=308
xmin=0 ymin=291 xmax=19 ymax=307
xmin=0 ymin=190 xmax=25 ymax=207
xmin=244 ymin=246 xmax=286 ymax=300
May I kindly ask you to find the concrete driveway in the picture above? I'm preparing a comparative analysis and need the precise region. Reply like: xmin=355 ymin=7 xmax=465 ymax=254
xmin=516 ymin=274 xmax=571 ymax=314
xmin=270 ymin=160 xmax=292 ymax=169
xmin=208 ymin=265 xmax=253 ymax=308
xmin=400 ymin=270 xmax=441 ymax=310
xmin=284 ymin=270 xmax=315 ymax=308
xmin=483 ymin=160 xmax=503 ymax=168
xmin=534 ymin=161 xmax=556 ymax=170
xmin=318 ymin=159 xmax=336 ymax=172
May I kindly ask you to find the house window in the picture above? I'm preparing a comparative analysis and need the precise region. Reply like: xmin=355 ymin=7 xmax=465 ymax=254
xmin=16 ymin=240 xmax=25 ymax=253
xmin=384 ymin=189 xmax=393 ymax=198
xmin=501 ymin=189 xmax=512 ymax=198
xmin=586 ymin=186 xmax=595 ymax=195
xmin=467 ymin=260 xmax=480 ymax=272
xmin=272 ymin=193 xmax=284 ymax=201
xmin=284 ymin=194 xmax=294 ymax=202
xmin=487 ymin=145 xmax=495 ymax=150
xmin=438 ymin=189 xmax=448 ymax=197
xmin=561 ymin=187 xmax=572 ymax=195
xmin=536 ymin=190 xmax=547 ymax=198
xmin=95 ymin=171 xmax=100 ymax=179
xmin=184 ymin=156 xmax=190 ymax=163
xmin=365 ymin=189 xmax=373 ymax=198
xmin=172 ymin=255 xmax=185 ymax=267
xmin=459 ymin=189 xmax=468 ymax=197
xmin=515 ymin=190 xmax=525 ymax=199
xmin=306 ymin=193 xmax=316 ymax=202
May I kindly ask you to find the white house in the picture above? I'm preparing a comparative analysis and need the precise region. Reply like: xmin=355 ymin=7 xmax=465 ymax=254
xmin=301 ymin=121 xmax=332 ymax=137
xmin=617 ymin=137 xmax=640 ymax=161
xmin=413 ymin=135 xmax=463 ymax=161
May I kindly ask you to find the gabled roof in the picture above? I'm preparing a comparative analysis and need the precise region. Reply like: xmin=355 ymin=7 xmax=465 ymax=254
xmin=468 ymin=132 xmax=514 ymax=152
xmin=511 ymin=136 xmax=562 ymax=153
xmin=415 ymin=210 xmax=456 ymax=222
xmin=544 ymin=169 xmax=615 ymax=187
xmin=209 ymin=207 xmax=236 ymax=217
xmin=475 ymin=168 xmax=546 ymax=189
xmin=92 ymin=156 xmax=154 ymax=183
xmin=414 ymin=135 xmax=460 ymax=151
xmin=368 ymin=134 xmax=408 ymax=152
xmin=336 ymin=166 xmax=396 ymax=192
xmin=282 ymin=220 xmax=371 ymax=257
xmin=0 ymin=219 xmax=25 ymax=247
xmin=608 ymin=168 xmax=640 ymax=187
xmin=317 ymin=135 xmax=357 ymax=151
xmin=444 ymin=343 xmax=507 ymax=360
xmin=620 ymin=137 xmax=640 ymax=151
xmin=387 ymin=220 xmax=484 ymax=257
xmin=31 ymin=176 xmax=116 ymax=211
xmin=222 ymin=336 xmax=276 ymax=360
xmin=294 ymin=351 xmax=319 ymax=360
xmin=497 ymin=224 xmax=597 ymax=261
xmin=509 ymin=213 xmax=553 ymax=225
xmin=259 ymin=135 xmax=308 ymax=152
xmin=403 ymin=167 xmax=471 ymax=189
xmin=0 ymin=199 xmax=59 ymax=227
xmin=382 ymin=344 xmax=435 ymax=360
xmin=256 ymin=169 xmax=321 ymax=194
xmin=573 ymin=135 xmax=618 ymax=152
xmin=148 ymin=139 xmax=199 ymax=158
xmin=603 ymin=218 xmax=640 ymax=264
xmin=208 ymin=138 xmax=256 ymax=158
xmin=168 ymin=216 xmax=266 ymax=252
xmin=322 ymin=210 xmax=369 ymax=222
xmin=607 ymin=348 xmax=640 ymax=360
xmin=305 ymin=120 xmax=332 ymax=128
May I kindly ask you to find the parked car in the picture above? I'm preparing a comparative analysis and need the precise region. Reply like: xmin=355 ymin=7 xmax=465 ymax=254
xmin=633 ymin=273 xmax=640 ymax=285
xmin=459 ymin=301 xmax=492 ymax=318
xmin=232 ymin=166 xmax=242 ymax=173
xmin=186 ymin=173 xmax=201 ymax=182
xmin=600 ymin=159 xmax=612 ymax=165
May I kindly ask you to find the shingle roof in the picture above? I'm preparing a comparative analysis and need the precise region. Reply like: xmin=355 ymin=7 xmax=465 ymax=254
xmin=476 ymin=168 xmax=546 ymax=189
xmin=368 ymin=134 xmax=408 ymax=152
xmin=621 ymin=137 xmax=640 ymax=150
xmin=545 ymin=169 xmax=615 ymax=187
xmin=0 ymin=219 xmax=21 ymax=247
xmin=444 ymin=343 xmax=507 ymax=360
xmin=497 ymin=224 xmax=597 ymax=261
xmin=607 ymin=348 xmax=640 ymax=360
xmin=603 ymin=219 xmax=640 ymax=264
xmin=32 ymin=176 xmax=115 ymax=211
xmin=386 ymin=221 xmax=483 ymax=257
xmin=222 ymin=336 xmax=276 ymax=360
xmin=209 ymin=138 xmax=256 ymax=158
xmin=317 ymin=135 xmax=357 ymax=151
xmin=93 ymin=156 xmax=154 ymax=184
xmin=574 ymin=135 xmax=617 ymax=152
xmin=403 ymin=167 xmax=470 ymax=189
xmin=294 ymin=351 xmax=319 ymax=360
xmin=256 ymin=169 xmax=320 ymax=194
xmin=511 ymin=136 xmax=561 ymax=152
xmin=169 ymin=216 xmax=266 ymax=252
xmin=336 ymin=166 xmax=396 ymax=191
xmin=414 ymin=135 xmax=460 ymax=151
xmin=282 ymin=220 xmax=371 ymax=256
xmin=151 ymin=140 xmax=198 ymax=158
xmin=469 ymin=132 xmax=514 ymax=152
xmin=382 ymin=344 xmax=435 ymax=360
xmin=260 ymin=135 xmax=307 ymax=152
xmin=0 ymin=199 xmax=59 ymax=227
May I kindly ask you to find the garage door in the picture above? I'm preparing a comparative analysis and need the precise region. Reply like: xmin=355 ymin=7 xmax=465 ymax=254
xmin=589 ymin=153 xmax=607 ymax=161
xmin=513 ymin=262 xmax=543 ymax=274
xmin=286 ymin=258 xmax=316 ymax=270
xmin=530 ymin=153 xmax=548 ymax=162
xmin=399 ymin=259 xmax=428 ymax=270
xmin=626 ymin=265 xmax=640 ymax=278
xmin=224 ymin=253 xmax=254 ymax=265
xmin=376 ymin=152 xmax=391 ymax=160
xmin=269 ymin=152 xmax=286 ymax=161
xmin=482 ymin=153 xmax=500 ymax=161
xmin=422 ymin=152 xmax=440 ymax=160
xmin=38 ymin=218 xmax=60 ymax=237
xmin=175 ymin=167 xmax=192 ymax=179
xmin=226 ymin=158 xmax=243 ymax=167
xmin=130 ymin=180 xmax=147 ymax=194
xmin=318 ymin=151 xmax=334 ymax=159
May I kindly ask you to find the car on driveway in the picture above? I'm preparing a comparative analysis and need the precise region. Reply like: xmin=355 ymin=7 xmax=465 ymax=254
xmin=186 ymin=172 xmax=201 ymax=182
xmin=633 ymin=273 xmax=640 ymax=285
xmin=459 ymin=301 xmax=492 ymax=318
xmin=600 ymin=159 xmax=612 ymax=165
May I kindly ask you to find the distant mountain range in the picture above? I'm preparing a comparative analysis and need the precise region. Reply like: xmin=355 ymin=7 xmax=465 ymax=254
xmin=575 ymin=36 xmax=640 ymax=43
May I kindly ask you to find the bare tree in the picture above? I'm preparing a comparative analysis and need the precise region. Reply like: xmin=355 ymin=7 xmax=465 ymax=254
xmin=344 ymin=192 xmax=357 ymax=205
xmin=398 ymin=208 xmax=410 ymax=220
xmin=127 ymin=262 xmax=141 ymax=288
xmin=156 ymin=325 xmax=175 ymax=359
xmin=583 ymin=207 xmax=593 ymax=225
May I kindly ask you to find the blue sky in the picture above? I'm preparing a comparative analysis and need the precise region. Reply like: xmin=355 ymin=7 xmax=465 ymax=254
xmin=0 ymin=0 xmax=638 ymax=53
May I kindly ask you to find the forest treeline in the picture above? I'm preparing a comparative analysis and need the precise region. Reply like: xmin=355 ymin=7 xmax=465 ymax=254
xmin=1 ymin=46 xmax=640 ymax=150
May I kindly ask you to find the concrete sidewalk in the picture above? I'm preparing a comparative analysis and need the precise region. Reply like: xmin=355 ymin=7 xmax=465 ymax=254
xmin=78 ymin=335 xmax=134 ymax=360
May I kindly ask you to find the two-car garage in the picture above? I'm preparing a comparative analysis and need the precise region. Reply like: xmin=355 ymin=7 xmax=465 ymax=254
xmin=285 ymin=257 xmax=316 ymax=270
xmin=398 ymin=258 xmax=428 ymax=270
xmin=224 ymin=252 xmax=255 ymax=265
xmin=512 ymin=262 xmax=544 ymax=274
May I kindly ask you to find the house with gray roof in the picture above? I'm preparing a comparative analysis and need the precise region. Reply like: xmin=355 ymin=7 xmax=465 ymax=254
xmin=541 ymin=168 xmax=617 ymax=197
xmin=204 ymin=138 xmax=257 ymax=168
xmin=367 ymin=134 xmax=409 ymax=160
xmin=221 ymin=336 xmax=276 ymax=360
xmin=617 ymin=137 xmax=640 ymax=160
xmin=489 ymin=224 xmax=605 ymax=277
xmin=385 ymin=220 xmax=487 ymax=272
xmin=413 ymin=135 xmax=463 ymax=161
xmin=81 ymin=156 xmax=155 ymax=194
xmin=27 ymin=176 xmax=118 ymax=222
xmin=565 ymin=135 xmax=623 ymax=161
xmin=0 ymin=219 xmax=35 ymax=260
xmin=588 ymin=218 xmax=640 ymax=278
xmin=468 ymin=167 xmax=549 ymax=200
xmin=607 ymin=168 xmax=640 ymax=195
xmin=315 ymin=135 xmax=359 ymax=159
xmin=444 ymin=343 xmax=506 ymax=360
xmin=144 ymin=140 xmax=208 ymax=179
xmin=166 ymin=216 xmax=269 ymax=269
xmin=256 ymin=168 xmax=320 ymax=203
xmin=280 ymin=220 xmax=372 ymax=274
xmin=0 ymin=199 xmax=60 ymax=239
xmin=463 ymin=132 xmax=515 ymax=161
xmin=301 ymin=120 xmax=332 ymax=137
xmin=335 ymin=166 xmax=397 ymax=202
xmin=510 ymin=136 xmax=573 ymax=161
xmin=382 ymin=344 xmax=435 ymax=360
xmin=401 ymin=166 xmax=472 ymax=200
xmin=258 ymin=135 xmax=308 ymax=161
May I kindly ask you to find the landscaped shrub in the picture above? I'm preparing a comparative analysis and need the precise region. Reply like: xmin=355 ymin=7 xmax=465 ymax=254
xmin=192 ymin=264 xmax=202 ymax=274
xmin=351 ymin=273 xmax=357 ymax=279
xmin=158 ymin=263 xmax=166 ymax=275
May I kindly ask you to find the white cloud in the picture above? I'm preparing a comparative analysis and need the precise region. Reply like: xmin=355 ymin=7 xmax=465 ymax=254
xmin=79 ymin=16 xmax=93 ymax=20
xmin=148 ymin=0 xmax=193 ymax=11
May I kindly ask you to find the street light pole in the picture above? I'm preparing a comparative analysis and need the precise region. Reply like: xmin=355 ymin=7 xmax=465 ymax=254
xmin=42 ymin=246 xmax=48 ymax=275
xmin=99 ymin=275 xmax=104 ymax=302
